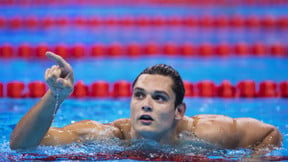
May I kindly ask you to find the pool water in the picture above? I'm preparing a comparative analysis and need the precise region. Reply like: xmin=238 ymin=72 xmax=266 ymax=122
xmin=1 ymin=1 xmax=288 ymax=161
xmin=1 ymin=97 xmax=288 ymax=161
xmin=0 ymin=52 xmax=288 ymax=162
xmin=1 ymin=57 xmax=287 ymax=83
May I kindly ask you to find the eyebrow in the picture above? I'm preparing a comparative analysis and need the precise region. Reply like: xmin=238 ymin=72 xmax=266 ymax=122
xmin=133 ymin=87 xmax=145 ymax=92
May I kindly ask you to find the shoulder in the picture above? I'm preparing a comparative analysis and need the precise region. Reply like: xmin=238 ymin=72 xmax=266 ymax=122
xmin=188 ymin=115 xmax=239 ymax=136
xmin=110 ymin=118 xmax=131 ymax=139
xmin=180 ymin=115 xmax=241 ymax=148
xmin=110 ymin=118 xmax=131 ymax=126
xmin=180 ymin=114 xmax=236 ymax=131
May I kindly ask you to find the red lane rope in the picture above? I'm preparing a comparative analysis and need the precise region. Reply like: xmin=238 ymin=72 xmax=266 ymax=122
xmin=0 ymin=15 xmax=287 ymax=29
xmin=1 ymin=80 xmax=287 ymax=98
xmin=0 ymin=0 xmax=287 ymax=6
xmin=0 ymin=42 xmax=287 ymax=58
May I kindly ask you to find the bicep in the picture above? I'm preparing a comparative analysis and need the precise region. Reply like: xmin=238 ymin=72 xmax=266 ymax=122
xmin=40 ymin=120 xmax=122 ymax=146
xmin=193 ymin=115 xmax=242 ymax=148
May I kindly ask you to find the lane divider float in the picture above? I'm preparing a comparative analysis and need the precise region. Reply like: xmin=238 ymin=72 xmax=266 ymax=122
xmin=0 ymin=42 xmax=287 ymax=58
xmin=0 ymin=15 xmax=287 ymax=29
xmin=1 ymin=80 xmax=287 ymax=98
xmin=0 ymin=0 xmax=287 ymax=6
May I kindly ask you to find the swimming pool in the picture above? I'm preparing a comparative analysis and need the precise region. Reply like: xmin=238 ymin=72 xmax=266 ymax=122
xmin=0 ymin=57 xmax=287 ymax=161
xmin=1 ymin=1 xmax=288 ymax=161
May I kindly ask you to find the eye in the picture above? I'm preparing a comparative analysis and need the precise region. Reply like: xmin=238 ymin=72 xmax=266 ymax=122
xmin=153 ymin=94 xmax=167 ymax=102
xmin=133 ymin=91 xmax=145 ymax=99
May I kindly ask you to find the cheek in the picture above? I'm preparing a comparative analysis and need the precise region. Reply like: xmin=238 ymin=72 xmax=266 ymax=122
xmin=130 ymin=99 xmax=138 ymax=119
xmin=156 ymin=105 xmax=176 ymax=122
xmin=130 ymin=97 xmax=145 ymax=115
xmin=156 ymin=112 xmax=176 ymax=130
xmin=160 ymin=111 xmax=175 ymax=121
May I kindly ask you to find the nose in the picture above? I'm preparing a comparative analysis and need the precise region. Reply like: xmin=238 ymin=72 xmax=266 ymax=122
xmin=141 ymin=95 xmax=153 ymax=112
xmin=142 ymin=106 xmax=152 ymax=112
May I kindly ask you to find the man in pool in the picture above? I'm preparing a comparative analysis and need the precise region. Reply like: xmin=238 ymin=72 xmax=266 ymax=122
xmin=10 ymin=52 xmax=282 ymax=153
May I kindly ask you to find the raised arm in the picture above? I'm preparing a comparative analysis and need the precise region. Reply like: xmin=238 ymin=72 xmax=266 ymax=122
xmin=10 ymin=52 xmax=74 ymax=150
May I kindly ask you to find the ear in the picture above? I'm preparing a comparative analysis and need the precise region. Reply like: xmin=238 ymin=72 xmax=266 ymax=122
xmin=175 ymin=103 xmax=186 ymax=120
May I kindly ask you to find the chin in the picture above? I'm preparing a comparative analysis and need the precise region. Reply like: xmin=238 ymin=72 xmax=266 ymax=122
xmin=136 ymin=125 xmax=155 ymax=132
xmin=134 ymin=125 xmax=159 ymax=136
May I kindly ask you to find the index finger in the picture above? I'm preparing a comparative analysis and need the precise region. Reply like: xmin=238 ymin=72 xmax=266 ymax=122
xmin=46 ymin=51 xmax=69 ymax=67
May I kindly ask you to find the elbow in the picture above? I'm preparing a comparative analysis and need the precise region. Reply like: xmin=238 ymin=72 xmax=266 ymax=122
xmin=10 ymin=138 xmax=25 ymax=150
xmin=9 ymin=131 xmax=22 ymax=150
xmin=252 ymin=127 xmax=282 ymax=155
xmin=10 ymin=142 xmax=20 ymax=150
xmin=9 ymin=141 xmax=17 ymax=150
xmin=269 ymin=127 xmax=282 ymax=147
xmin=257 ymin=126 xmax=282 ymax=150
xmin=10 ymin=141 xmax=37 ymax=150
xmin=9 ymin=133 xmax=18 ymax=150
xmin=9 ymin=138 xmax=22 ymax=150
xmin=9 ymin=134 xmax=38 ymax=150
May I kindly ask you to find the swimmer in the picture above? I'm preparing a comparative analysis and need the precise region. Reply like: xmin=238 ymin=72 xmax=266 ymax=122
xmin=10 ymin=52 xmax=282 ymax=154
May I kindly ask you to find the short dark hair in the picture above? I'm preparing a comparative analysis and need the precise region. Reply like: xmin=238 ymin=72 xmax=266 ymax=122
xmin=132 ymin=64 xmax=185 ymax=107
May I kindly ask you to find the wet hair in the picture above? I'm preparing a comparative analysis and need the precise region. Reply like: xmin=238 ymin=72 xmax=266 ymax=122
xmin=132 ymin=64 xmax=185 ymax=107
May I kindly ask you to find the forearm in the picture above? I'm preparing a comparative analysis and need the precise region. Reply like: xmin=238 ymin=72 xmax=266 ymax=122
xmin=10 ymin=90 xmax=63 ymax=150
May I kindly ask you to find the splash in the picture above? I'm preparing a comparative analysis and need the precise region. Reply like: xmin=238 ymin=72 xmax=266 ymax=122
xmin=2 ymin=138 xmax=288 ymax=161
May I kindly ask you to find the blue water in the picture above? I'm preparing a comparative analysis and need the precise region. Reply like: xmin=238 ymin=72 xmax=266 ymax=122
xmin=1 ymin=97 xmax=287 ymax=161
xmin=1 ymin=1 xmax=288 ymax=161
xmin=0 ymin=57 xmax=288 ymax=161
xmin=1 ymin=5 xmax=288 ymax=45
xmin=0 ymin=57 xmax=287 ymax=84
xmin=2 ymin=27 xmax=288 ymax=45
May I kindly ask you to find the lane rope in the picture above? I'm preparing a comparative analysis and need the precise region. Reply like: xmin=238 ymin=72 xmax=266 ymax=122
xmin=0 ymin=0 xmax=287 ymax=6
xmin=0 ymin=43 xmax=287 ymax=58
xmin=1 ymin=80 xmax=287 ymax=98
xmin=0 ymin=15 xmax=287 ymax=29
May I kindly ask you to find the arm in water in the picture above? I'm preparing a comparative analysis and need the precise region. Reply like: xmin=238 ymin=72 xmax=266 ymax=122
xmin=187 ymin=115 xmax=282 ymax=153
xmin=10 ymin=52 xmax=75 ymax=149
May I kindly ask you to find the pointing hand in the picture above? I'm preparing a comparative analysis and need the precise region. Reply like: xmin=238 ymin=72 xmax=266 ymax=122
xmin=44 ymin=51 xmax=74 ymax=100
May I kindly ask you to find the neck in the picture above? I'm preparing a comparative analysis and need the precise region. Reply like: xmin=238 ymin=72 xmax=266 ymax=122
xmin=130 ymin=123 xmax=179 ymax=145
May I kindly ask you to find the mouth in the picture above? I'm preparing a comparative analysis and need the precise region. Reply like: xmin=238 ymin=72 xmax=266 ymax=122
xmin=139 ymin=115 xmax=154 ymax=125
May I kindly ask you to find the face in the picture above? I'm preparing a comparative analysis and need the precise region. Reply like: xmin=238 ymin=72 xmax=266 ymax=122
xmin=130 ymin=74 xmax=180 ymax=139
